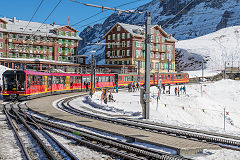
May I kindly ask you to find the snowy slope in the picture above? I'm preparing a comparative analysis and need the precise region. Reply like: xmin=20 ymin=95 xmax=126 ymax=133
xmin=78 ymin=0 xmax=240 ymax=64
xmin=176 ymin=26 xmax=240 ymax=71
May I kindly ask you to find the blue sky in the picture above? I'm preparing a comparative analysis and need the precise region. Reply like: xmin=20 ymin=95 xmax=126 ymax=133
xmin=1 ymin=0 xmax=152 ymax=33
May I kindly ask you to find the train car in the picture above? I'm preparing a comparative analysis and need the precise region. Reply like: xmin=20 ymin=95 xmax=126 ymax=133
xmin=116 ymin=72 xmax=189 ymax=87
xmin=2 ymin=70 xmax=51 ymax=101
xmin=2 ymin=70 xmax=116 ymax=101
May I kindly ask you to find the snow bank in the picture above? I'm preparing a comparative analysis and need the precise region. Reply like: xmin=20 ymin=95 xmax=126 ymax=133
xmin=0 ymin=65 xmax=11 ymax=85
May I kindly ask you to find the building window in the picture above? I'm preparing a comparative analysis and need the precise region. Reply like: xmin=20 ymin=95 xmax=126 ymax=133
xmin=122 ymin=41 xmax=125 ymax=47
xmin=49 ymin=47 xmax=53 ymax=52
xmin=161 ymin=44 xmax=166 ymax=51
xmin=122 ymin=33 xmax=125 ymax=39
xmin=108 ymin=44 xmax=111 ymax=48
xmin=117 ymin=26 xmax=121 ymax=31
xmin=70 ymin=48 xmax=74 ymax=54
xmin=58 ymin=56 xmax=62 ymax=61
xmin=122 ymin=50 xmax=125 ymax=56
xmin=108 ymin=35 xmax=111 ymax=40
xmin=112 ymin=34 xmax=115 ymax=40
xmin=127 ymin=33 xmax=130 ymax=39
xmin=0 ymin=52 xmax=3 ymax=57
xmin=58 ymin=48 xmax=62 ymax=53
xmin=162 ymin=36 xmax=165 ymax=42
xmin=22 ymin=54 xmax=26 ymax=58
xmin=127 ymin=41 xmax=130 ymax=47
xmin=0 ymin=42 xmax=4 ymax=48
xmin=37 ymin=46 xmax=40 ymax=51
xmin=161 ymin=53 xmax=165 ymax=60
xmin=8 ymin=53 xmax=12 ymax=58
xmin=117 ymin=34 xmax=120 ymax=40
xmin=127 ymin=50 xmax=130 ymax=56
xmin=16 ymin=53 xmax=19 ymax=58
xmin=151 ymin=29 xmax=154 ymax=34
xmin=107 ymin=51 xmax=110 ymax=57
xmin=112 ymin=51 xmax=115 ymax=56
xmin=117 ymin=50 xmax=120 ymax=57
xmin=65 ymin=31 xmax=68 ymax=36
xmin=0 ymin=32 xmax=3 ymax=39
xmin=59 ymin=39 xmax=62 ymax=44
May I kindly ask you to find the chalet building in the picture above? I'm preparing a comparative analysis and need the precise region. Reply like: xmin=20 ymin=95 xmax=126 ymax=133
xmin=104 ymin=22 xmax=176 ymax=73
xmin=0 ymin=17 xmax=85 ymax=72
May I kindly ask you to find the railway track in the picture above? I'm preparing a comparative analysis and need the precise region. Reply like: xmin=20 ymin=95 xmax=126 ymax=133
xmin=3 ymin=102 xmax=79 ymax=160
xmin=57 ymin=94 xmax=240 ymax=152
xmin=15 ymin=102 xmax=187 ymax=160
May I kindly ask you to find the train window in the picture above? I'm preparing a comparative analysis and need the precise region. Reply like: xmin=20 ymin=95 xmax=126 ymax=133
xmin=178 ymin=74 xmax=181 ymax=79
xmin=155 ymin=75 xmax=158 ymax=79
xmin=150 ymin=75 xmax=153 ymax=80
xmin=186 ymin=74 xmax=189 ymax=78
xmin=119 ymin=76 xmax=122 ymax=81
xmin=167 ymin=75 xmax=170 ymax=79
xmin=159 ymin=75 xmax=162 ymax=80
xmin=124 ymin=76 xmax=127 ymax=81
xmin=4 ymin=71 xmax=25 ymax=91
xmin=106 ymin=76 xmax=110 ymax=82
xmin=128 ymin=76 xmax=131 ymax=81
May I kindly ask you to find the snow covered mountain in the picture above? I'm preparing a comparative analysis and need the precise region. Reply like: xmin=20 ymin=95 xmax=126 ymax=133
xmin=78 ymin=0 xmax=240 ymax=65
xmin=176 ymin=26 xmax=240 ymax=71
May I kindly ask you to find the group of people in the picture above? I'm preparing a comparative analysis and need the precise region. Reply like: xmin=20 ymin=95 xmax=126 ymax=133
xmin=128 ymin=82 xmax=140 ymax=92
xmin=101 ymin=89 xmax=116 ymax=104
xmin=174 ymin=85 xmax=186 ymax=96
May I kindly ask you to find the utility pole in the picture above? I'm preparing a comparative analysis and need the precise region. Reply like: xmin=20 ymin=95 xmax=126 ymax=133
xmin=144 ymin=11 xmax=151 ymax=119
xmin=138 ymin=60 xmax=140 ymax=81
xmin=94 ymin=59 xmax=96 ymax=89
xmin=224 ymin=61 xmax=226 ymax=79
xmin=90 ymin=54 xmax=94 ymax=97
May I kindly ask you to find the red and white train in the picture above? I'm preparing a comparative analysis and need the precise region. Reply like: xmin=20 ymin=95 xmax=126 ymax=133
xmin=2 ymin=70 xmax=189 ymax=101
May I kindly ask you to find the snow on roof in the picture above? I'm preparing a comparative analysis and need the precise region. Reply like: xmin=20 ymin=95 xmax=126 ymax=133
xmin=0 ymin=17 xmax=81 ymax=40
xmin=104 ymin=22 xmax=176 ymax=41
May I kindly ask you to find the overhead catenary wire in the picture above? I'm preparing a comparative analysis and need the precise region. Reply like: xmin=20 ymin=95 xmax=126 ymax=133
xmin=32 ymin=0 xmax=63 ymax=36
xmin=23 ymin=0 xmax=45 ymax=33
xmin=71 ymin=0 xmax=144 ymax=26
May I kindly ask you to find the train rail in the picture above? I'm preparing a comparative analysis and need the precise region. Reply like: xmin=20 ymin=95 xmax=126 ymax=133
xmin=3 ymin=103 xmax=79 ymax=160
xmin=16 ymin=103 xmax=187 ymax=160
xmin=57 ymin=94 xmax=240 ymax=151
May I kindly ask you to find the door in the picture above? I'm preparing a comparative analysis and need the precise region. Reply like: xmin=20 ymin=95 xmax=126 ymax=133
xmin=66 ymin=76 xmax=70 ymax=90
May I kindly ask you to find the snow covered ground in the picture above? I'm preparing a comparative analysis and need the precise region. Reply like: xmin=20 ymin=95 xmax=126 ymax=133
xmin=70 ymin=79 xmax=240 ymax=159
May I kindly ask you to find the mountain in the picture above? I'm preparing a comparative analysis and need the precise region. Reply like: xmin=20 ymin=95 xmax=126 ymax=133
xmin=176 ymin=25 xmax=240 ymax=72
xmin=78 ymin=0 xmax=240 ymax=66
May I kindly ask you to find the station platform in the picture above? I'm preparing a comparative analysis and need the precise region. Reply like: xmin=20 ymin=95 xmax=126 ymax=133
xmin=26 ymin=93 xmax=221 ymax=155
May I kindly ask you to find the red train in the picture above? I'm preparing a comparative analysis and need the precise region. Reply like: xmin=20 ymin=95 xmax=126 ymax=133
xmin=2 ymin=70 xmax=189 ymax=101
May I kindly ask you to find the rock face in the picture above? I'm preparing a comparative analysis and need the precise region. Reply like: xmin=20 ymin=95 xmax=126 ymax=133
xmin=78 ymin=0 xmax=240 ymax=66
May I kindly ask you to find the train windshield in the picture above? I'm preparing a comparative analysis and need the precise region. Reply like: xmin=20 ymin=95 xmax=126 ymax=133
xmin=4 ymin=71 xmax=25 ymax=91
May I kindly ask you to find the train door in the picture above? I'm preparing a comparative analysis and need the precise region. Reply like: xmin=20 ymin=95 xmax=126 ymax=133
xmin=66 ymin=76 xmax=70 ymax=90
xmin=44 ymin=76 xmax=48 ymax=92
xmin=171 ymin=74 xmax=174 ymax=81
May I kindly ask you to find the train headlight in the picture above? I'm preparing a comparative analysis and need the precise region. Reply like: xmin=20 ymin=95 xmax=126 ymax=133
xmin=21 ymin=88 xmax=24 ymax=91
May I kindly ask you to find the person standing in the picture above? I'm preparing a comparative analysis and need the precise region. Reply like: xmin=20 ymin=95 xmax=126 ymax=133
xmin=177 ymin=86 xmax=180 ymax=97
xmin=116 ymin=82 xmax=119 ymax=93
xmin=136 ymin=81 xmax=139 ymax=91
xmin=183 ymin=85 xmax=186 ymax=94
xmin=175 ymin=87 xmax=177 ymax=96
xmin=162 ymin=84 xmax=165 ymax=94
xmin=180 ymin=86 xmax=183 ymax=94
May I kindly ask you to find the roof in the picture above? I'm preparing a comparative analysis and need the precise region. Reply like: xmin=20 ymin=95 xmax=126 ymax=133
xmin=104 ymin=22 xmax=177 ymax=42
xmin=0 ymin=17 xmax=81 ymax=40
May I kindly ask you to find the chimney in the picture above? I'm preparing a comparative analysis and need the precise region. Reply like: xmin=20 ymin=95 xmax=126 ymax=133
xmin=53 ymin=22 xmax=55 ymax=26
xmin=12 ymin=17 xmax=16 ymax=23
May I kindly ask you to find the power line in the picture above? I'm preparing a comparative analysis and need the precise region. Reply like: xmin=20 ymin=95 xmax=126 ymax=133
xmin=23 ymin=0 xmax=45 ymax=33
xmin=162 ymin=0 xmax=195 ymax=28
xmin=71 ymin=0 xmax=143 ymax=26
xmin=32 ymin=0 xmax=63 ymax=36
